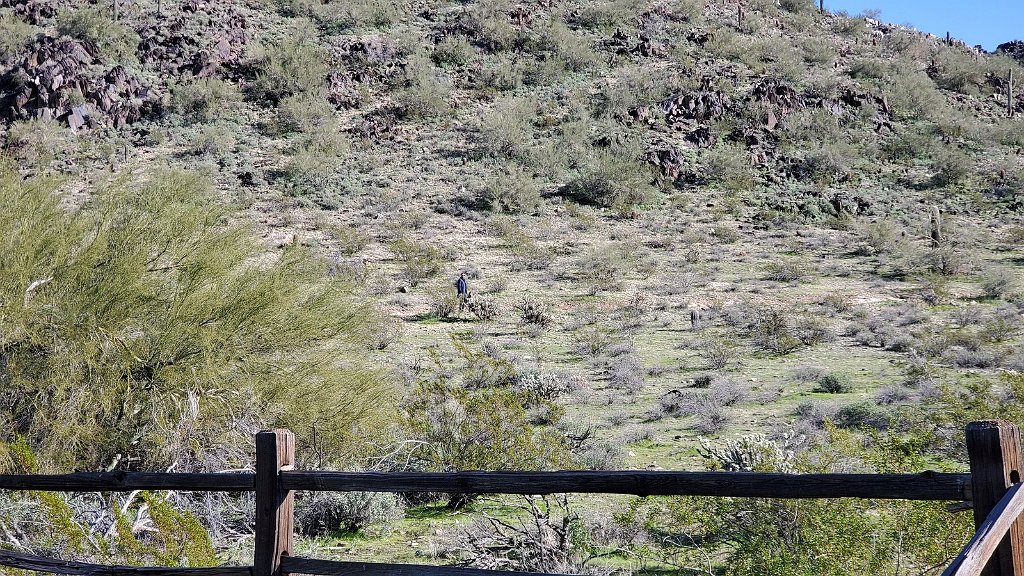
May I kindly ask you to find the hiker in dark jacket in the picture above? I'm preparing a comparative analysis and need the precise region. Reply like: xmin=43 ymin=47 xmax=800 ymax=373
xmin=456 ymin=272 xmax=469 ymax=311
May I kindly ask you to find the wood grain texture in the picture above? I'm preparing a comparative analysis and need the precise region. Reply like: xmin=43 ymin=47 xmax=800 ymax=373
xmin=966 ymin=420 xmax=1024 ymax=576
xmin=944 ymin=483 xmax=1024 ymax=576
xmin=0 ymin=472 xmax=254 ymax=492
xmin=0 ymin=549 xmax=251 ymax=576
xmin=280 ymin=557 xmax=564 ymax=576
xmin=281 ymin=470 xmax=969 ymax=501
xmin=255 ymin=429 xmax=294 ymax=576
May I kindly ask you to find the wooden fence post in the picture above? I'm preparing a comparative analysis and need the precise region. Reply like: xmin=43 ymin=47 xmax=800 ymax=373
xmin=255 ymin=429 xmax=294 ymax=576
xmin=967 ymin=420 xmax=1024 ymax=576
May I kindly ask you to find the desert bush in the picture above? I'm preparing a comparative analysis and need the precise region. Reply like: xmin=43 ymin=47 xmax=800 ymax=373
xmin=171 ymin=78 xmax=243 ymax=124
xmin=295 ymin=490 xmax=404 ymax=536
xmin=763 ymin=259 xmax=806 ymax=282
xmin=395 ymin=52 xmax=452 ymax=119
xmin=0 ymin=168 xmax=389 ymax=470
xmin=569 ymin=0 xmax=635 ymax=30
xmin=187 ymin=124 xmax=236 ymax=158
xmin=250 ymin=37 xmax=327 ymax=104
xmin=56 ymin=6 xmax=138 ymax=62
xmin=698 ymin=336 xmax=735 ymax=370
xmin=561 ymin=148 xmax=658 ymax=215
xmin=279 ymin=135 xmax=348 ymax=208
xmin=834 ymin=402 xmax=888 ymax=430
xmin=779 ymin=0 xmax=814 ymax=13
xmin=389 ymin=237 xmax=443 ymax=286
xmin=931 ymin=49 xmax=984 ymax=94
xmin=469 ymin=296 xmax=501 ymax=321
xmin=479 ymin=97 xmax=535 ymax=159
xmin=460 ymin=0 xmax=517 ymax=52
xmin=576 ymin=242 xmax=635 ymax=292
xmin=980 ymin=267 xmax=1017 ymax=300
xmin=790 ymin=364 xmax=827 ymax=383
xmin=694 ymin=406 xmax=729 ymax=434
xmin=532 ymin=21 xmax=598 ymax=72
xmin=930 ymin=148 xmax=972 ymax=188
xmin=703 ymin=144 xmax=754 ymax=192
xmin=517 ymin=296 xmax=553 ymax=327
xmin=278 ymin=0 xmax=399 ymax=30
xmin=401 ymin=381 xmax=571 ymax=476
xmin=433 ymin=35 xmax=475 ymax=66
xmin=607 ymin=353 xmax=645 ymax=393
xmin=874 ymin=385 xmax=911 ymax=405
xmin=430 ymin=289 xmax=460 ymax=319
xmin=752 ymin=307 xmax=801 ymax=354
xmin=0 ymin=13 xmax=36 ymax=60
xmin=815 ymin=373 xmax=852 ymax=394
xmin=800 ymin=37 xmax=836 ymax=65
xmin=856 ymin=219 xmax=901 ymax=256
xmin=270 ymin=92 xmax=336 ymax=134
xmin=884 ymin=71 xmax=944 ymax=122
xmin=5 ymin=118 xmax=79 ymax=171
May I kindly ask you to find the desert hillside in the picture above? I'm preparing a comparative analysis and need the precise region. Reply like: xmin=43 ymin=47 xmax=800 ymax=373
xmin=0 ymin=0 xmax=1022 ymax=573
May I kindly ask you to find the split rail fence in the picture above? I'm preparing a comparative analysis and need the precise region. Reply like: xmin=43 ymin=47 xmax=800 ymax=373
xmin=0 ymin=420 xmax=1022 ymax=576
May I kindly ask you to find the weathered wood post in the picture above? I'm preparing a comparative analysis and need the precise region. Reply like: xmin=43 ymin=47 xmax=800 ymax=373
xmin=966 ymin=420 xmax=1024 ymax=576
xmin=255 ymin=429 xmax=295 ymax=576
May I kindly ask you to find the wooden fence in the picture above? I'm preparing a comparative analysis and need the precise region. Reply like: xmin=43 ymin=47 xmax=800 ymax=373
xmin=0 ymin=420 xmax=1022 ymax=576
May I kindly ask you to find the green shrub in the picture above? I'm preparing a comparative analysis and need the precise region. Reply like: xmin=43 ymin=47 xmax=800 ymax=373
xmin=482 ymin=166 xmax=542 ymax=214
xmin=56 ymin=6 xmax=139 ymax=62
xmin=461 ymin=0 xmax=517 ymax=51
xmin=980 ymin=267 xmax=1017 ymax=300
xmin=779 ymin=0 xmax=814 ymax=13
xmin=562 ymin=148 xmax=658 ymax=215
xmin=0 ymin=13 xmax=36 ymax=60
xmin=517 ymin=296 xmax=553 ymax=327
xmin=170 ymin=78 xmax=243 ymax=124
xmin=0 ymin=168 xmax=389 ymax=470
xmin=930 ymin=148 xmax=972 ymax=187
xmin=390 ymin=237 xmax=443 ymax=287
xmin=479 ymin=96 xmax=535 ymax=159
xmin=432 ymin=35 xmax=475 ymax=66
xmin=295 ymin=491 xmax=404 ymax=536
xmin=250 ymin=37 xmax=327 ymax=104
xmin=271 ymin=92 xmax=336 ymax=134
xmin=815 ymin=373 xmax=852 ymax=393
xmin=703 ymin=144 xmax=753 ymax=191
xmin=278 ymin=0 xmax=399 ymax=31
xmin=569 ymin=0 xmax=635 ymax=30
xmin=394 ymin=52 xmax=452 ymax=119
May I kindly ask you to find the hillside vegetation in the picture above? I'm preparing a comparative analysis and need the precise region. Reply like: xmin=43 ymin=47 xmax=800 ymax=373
xmin=0 ymin=0 xmax=1023 ymax=573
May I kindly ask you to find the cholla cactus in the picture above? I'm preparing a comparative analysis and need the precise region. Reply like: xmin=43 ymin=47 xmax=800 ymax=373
xmin=697 ymin=432 xmax=801 ymax=473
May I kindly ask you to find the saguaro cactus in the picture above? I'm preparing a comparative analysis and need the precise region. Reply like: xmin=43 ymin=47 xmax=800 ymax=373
xmin=1009 ymin=68 xmax=1015 ymax=118
xmin=929 ymin=206 xmax=943 ymax=247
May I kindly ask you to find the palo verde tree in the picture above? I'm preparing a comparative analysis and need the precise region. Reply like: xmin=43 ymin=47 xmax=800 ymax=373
xmin=0 ymin=167 xmax=391 ymax=473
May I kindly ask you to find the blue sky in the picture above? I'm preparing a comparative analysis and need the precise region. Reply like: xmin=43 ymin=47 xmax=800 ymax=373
xmin=824 ymin=0 xmax=1021 ymax=51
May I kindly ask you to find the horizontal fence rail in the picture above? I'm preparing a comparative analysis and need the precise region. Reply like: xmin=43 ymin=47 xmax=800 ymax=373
xmin=281 ymin=470 xmax=972 ymax=501
xmin=279 ymin=558 xmax=561 ymax=576
xmin=0 ymin=472 xmax=255 ymax=492
xmin=0 ymin=549 xmax=252 ymax=576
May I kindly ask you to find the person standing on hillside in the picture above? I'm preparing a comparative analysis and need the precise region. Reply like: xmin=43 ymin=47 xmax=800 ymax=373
xmin=456 ymin=271 xmax=469 ymax=312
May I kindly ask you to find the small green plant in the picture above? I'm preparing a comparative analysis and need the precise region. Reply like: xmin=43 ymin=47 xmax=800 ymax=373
xmin=562 ymin=149 xmax=658 ymax=215
xmin=815 ymin=373 xmax=852 ymax=394
xmin=517 ymin=296 xmax=552 ymax=327
xmin=482 ymin=166 xmax=542 ymax=214
xmin=56 ymin=6 xmax=139 ymax=62
xmin=250 ymin=37 xmax=327 ymax=104
xmin=0 ymin=13 xmax=36 ymax=60
xmin=389 ymin=237 xmax=444 ymax=287
xmin=171 ymin=78 xmax=243 ymax=124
